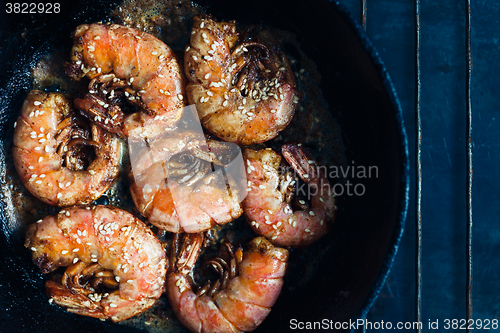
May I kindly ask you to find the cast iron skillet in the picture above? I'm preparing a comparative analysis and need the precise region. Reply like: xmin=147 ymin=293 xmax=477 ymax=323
xmin=0 ymin=0 xmax=409 ymax=332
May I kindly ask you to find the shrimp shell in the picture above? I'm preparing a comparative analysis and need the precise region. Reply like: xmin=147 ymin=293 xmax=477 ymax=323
xmin=184 ymin=15 xmax=300 ymax=145
xmin=66 ymin=23 xmax=185 ymax=138
xmin=13 ymin=91 xmax=121 ymax=207
xmin=167 ymin=235 xmax=288 ymax=333
xmin=128 ymin=131 xmax=244 ymax=233
xmin=25 ymin=205 xmax=167 ymax=322
xmin=242 ymin=144 xmax=336 ymax=247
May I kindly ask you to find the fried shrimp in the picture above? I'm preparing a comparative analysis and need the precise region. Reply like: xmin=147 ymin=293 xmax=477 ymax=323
xmin=167 ymin=233 xmax=288 ymax=332
xmin=25 ymin=205 xmax=167 ymax=322
xmin=242 ymin=144 xmax=336 ymax=247
xmin=129 ymin=130 xmax=244 ymax=233
xmin=184 ymin=15 xmax=300 ymax=145
xmin=66 ymin=23 xmax=185 ymax=139
xmin=13 ymin=91 xmax=121 ymax=207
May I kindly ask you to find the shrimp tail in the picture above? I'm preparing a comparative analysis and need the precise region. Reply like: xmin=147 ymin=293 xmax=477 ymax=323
xmin=45 ymin=280 xmax=106 ymax=319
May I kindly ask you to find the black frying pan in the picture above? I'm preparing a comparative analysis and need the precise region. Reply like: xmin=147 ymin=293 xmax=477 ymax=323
xmin=0 ymin=0 xmax=408 ymax=332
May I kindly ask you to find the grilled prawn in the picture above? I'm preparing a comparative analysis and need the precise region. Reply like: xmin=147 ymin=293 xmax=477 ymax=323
xmin=13 ymin=91 xmax=121 ymax=207
xmin=167 ymin=233 xmax=288 ymax=333
xmin=184 ymin=15 xmax=300 ymax=145
xmin=66 ymin=23 xmax=185 ymax=139
xmin=129 ymin=130 xmax=244 ymax=233
xmin=25 ymin=205 xmax=167 ymax=322
xmin=242 ymin=144 xmax=336 ymax=247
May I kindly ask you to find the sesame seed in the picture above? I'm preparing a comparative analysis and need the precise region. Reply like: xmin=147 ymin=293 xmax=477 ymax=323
xmin=177 ymin=94 xmax=183 ymax=101
xmin=223 ymin=100 xmax=228 ymax=107
xmin=61 ymin=250 xmax=68 ymax=254
xmin=109 ymin=303 xmax=117 ymax=308
xmin=30 ymin=247 xmax=36 ymax=251
xmin=272 ymin=235 xmax=278 ymax=240
xmin=303 ymin=174 xmax=309 ymax=178
xmin=309 ymin=211 xmax=315 ymax=216
xmin=91 ymin=258 xmax=98 ymax=262
xmin=299 ymin=200 xmax=306 ymax=204
xmin=115 ymin=276 xmax=120 ymax=282
xmin=259 ymin=185 xmax=265 ymax=189
xmin=305 ymin=228 xmax=311 ymax=232
xmin=34 ymin=101 xmax=41 ymax=106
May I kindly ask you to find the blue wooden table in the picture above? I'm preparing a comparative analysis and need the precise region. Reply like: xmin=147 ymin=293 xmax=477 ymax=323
xmin=337 ymin=0 xmax=499 ymax=330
